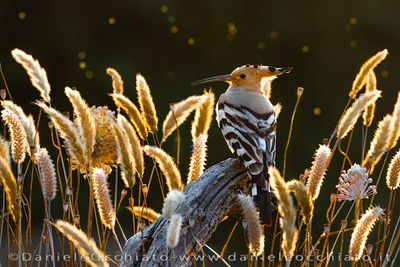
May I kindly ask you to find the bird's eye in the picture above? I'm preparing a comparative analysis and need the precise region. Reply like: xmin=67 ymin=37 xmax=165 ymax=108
xmin=240 ymin=74 xmax=246 ymax=79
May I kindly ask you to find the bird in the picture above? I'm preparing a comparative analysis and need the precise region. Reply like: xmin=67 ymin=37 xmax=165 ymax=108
xmin=191 ymin=64 xmax=292 ymax=226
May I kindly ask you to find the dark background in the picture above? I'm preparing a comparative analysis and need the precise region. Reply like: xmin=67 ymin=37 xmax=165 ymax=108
xmin=1 ymin=0 xmax=400 ymax=264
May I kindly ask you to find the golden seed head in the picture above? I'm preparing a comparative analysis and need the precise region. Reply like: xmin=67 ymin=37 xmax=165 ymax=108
xmin=106 ymin=67 xmax=124 ymax=94
xmin=166 ymin=214 xmax=182 ymax=249
xmin=136 ymin=73 xmax=158 ymax=133
xmin=187 ymin=134 xmax=208 ymax=184
xmin=386 ymin=150 xmax=400 ymax=190
xmin=306 ymin=144 xmax=331 ymax=200
xmin=35 ymin=148 xmax=57 ymax=201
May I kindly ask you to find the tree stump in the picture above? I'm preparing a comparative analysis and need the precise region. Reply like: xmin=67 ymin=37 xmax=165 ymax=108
xmin=120 ymin=158 xmax=250 ymax=267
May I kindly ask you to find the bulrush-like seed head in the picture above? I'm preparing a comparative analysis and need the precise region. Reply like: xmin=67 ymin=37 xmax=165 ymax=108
xmin=362 ymin=71 xmax=377 ymax=127
xmin=0 ymin=157 xmax=20 ymax=222
xmin=287 ymin=180 xmax=314 ymax=224
xmin=129 ymin=206 xmax=160 ymax=222
xmin=106 ymin=68 xmax=124 ymax=94
xmin=306 ymin=144 xmax=331 ymax=200
xmin=35 ymin=148 xmax=57 ymax=201
xmin=191 ymin=90 xmax=215 ymax=139
xmin=386 ymin=150 xmax=400 ymax=190
xmin=389 ymin=92 xmax=400 ymax=149
xmin=187 ymin=134 xmax=208 ymax=184
xmin=166 ymin=214 xmax=182 ymax=249
xmin=136 ymin=74 xmax=158 ymax=133
xmin=162 ymin=189 xmax=185 ymax=219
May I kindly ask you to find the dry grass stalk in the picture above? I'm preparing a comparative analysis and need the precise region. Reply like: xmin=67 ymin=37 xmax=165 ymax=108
xmin=55 ymin=220 xmax=109 ymax=267
xmin=0 ymin=137 xmax=10 ymax=164
xmin=191 ymin=90 xmax=215 ymax=139
xmin=237 ymin=194 xmax=264 ymax=256
xmin=11 ymin=49 xmax=51 ymax=103
xmin=129 ymin=206 xmax=160 ymax=222
xmin=362 ymin=71 xmax=377 ymax=127
xmin=117 ymin=114 xmax=144 ymax=178
xmin=337 ymin=90 xmax=381 ymax=139
xmin=113 ymin=122 xmax=136 ymax=188
xmin=106 ymin=68 xmax=124 ymax=94
xmin=162 ymin=94 xmax=208 ymax=142
xmin=1 ymin=109 xmax=28 ymax=163
xmin=91 ymin=167 xmax=116 ymax=229
xmin=349 ymin=206 xmax=384 ymax=261
xmin=0 ymin=157 xmax=20 ymax=222
xmin=36 ymin=102 xmax=86 ymax=167
xmin=65 ymin=87 xmax=96 ymax=163
xmin=111 ymin=93 xmax=148 ymax=140
xmin=389 ymin=92 xmax=400 ymax=149
xmin=167 ymin=214 xmax=182 ymax=249
xmin=143 ymin=146 xmax=183 ymax=191
xmin=187 ymin=134 xmax=208 ymax=184
xmin=349 ymin=49 xmax=388 ymax=99
xmin=268 ymin=166 xmax=298 ymax=259
xmin=306 ymin=144 xmax=331 ymax=200
xmin=35 ymin=148 xmax=57 ymax=201
xmin=287 ymin=180 xmax=314 ymax=224
xmin=136 ymin=74 xmax=158 ymax=133
xmin=162 ymin=189 xmax=185 ymax=219
xmin=386 ymin=150 xmax=400 ymax=190
xmin=362 ymin=114 xmax=392 ymax=172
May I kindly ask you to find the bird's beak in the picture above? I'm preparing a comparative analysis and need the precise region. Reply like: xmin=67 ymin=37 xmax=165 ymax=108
xmin=258 ymin=66 xmax=293 ymax=78
xmin=191 ymin=74 xmax=231 ymax=86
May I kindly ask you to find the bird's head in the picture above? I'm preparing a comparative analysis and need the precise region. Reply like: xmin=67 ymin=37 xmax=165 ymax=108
xmin=192 ymin=64 xmax=292 ymax=92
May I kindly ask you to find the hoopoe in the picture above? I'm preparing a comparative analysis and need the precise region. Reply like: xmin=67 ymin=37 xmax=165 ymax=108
xmin=192 ymin=64 xmax=292 ymax=226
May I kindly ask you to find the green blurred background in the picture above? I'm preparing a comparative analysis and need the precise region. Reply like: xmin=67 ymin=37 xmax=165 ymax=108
xmin=1 ymin=0 xmax=400 ymax=264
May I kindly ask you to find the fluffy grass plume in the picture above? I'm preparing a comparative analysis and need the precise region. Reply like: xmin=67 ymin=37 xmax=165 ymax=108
xmin=237 ymin=194 xmax=264 ymax=256
xmin=389 ymin=92 xmax=400 ymax=149
xmin=136 ymin=74 xmax=158 ymax=133
xmin=106 ymin=68 xmax=124 ymax=94
xmin=162 ymin=189 xmax=185 ymax=219
xmin=349 ymin=206 xmax=384 ymax=261
xmin=111 ymin=93 xmax=148 ymax=140
xmin=117 ymin=114 xmax=144 ymax=178
xmin=91 ymin=167 xmax=116 ymax=229
xmin=0 ymin=137 xmax=10 ymax=164
xmin=162 ymin=94 xmax=208 ymax=142
xmin=387 ymin=149 xmax=400 ymax=190
xmin=191 ymin=90 xmax=215 ymax=139
xmin=362 ymin=71 xmax=377 ymax=127
xmin=306 ymin=144 xmax=331 ymax=200
xmin=187 ymin=134 xmax=207 ymax=184
xmin=287 ymin=180 xmax=314 ymax=224
xmin=0 ymin=157 xmax=20 ymax=222
xmin=55 ymin=220 xmax=109 ymax=267
xmin=362 ymin=115 xmax=392 ymax=172
xmin=337 ymin=90 xmax=381 ymax=139
xmin=143 ymin=146 xmax=183 ymax=191
xmin=65 ymin=87 xmax=96 ymax=163
xmin=36 ymin=102 xmax=86 ymax=166
xmin=113 ymin=122 xmax=136 ymax=188
xmin=167 ymin=214 xmax=182 ymax=249
xmin=129 ymin=206 xmax=160 ymax=222
xmin=11 ymin=48 xmax=51 ymax=103
xmin=35 ymin=148 xmax=57 ymax=201
xmin=1 ymin=109 xmax=28 ymax=163
xmin=349 ymin=49 xmax=388 ymax=99
xmin=269 ymin=166 xmax=298 ymax=259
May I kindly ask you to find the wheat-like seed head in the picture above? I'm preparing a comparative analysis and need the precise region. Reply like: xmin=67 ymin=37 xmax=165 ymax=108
xmin=287 ymin=180 xmax=314 ymax=225
xmin=386 ymin=150 xmax=400 ymax=190
xmin=268 ymin=166 xmax=298 ymax=258
xmin=306 ymin=144 xmax=331 ymax=200
xmin=187 ymin=134 xmax=208 ymax=184
xmin=36 ymin=101 xmax=87 ymax=167
xmin=167 ymin=214 xmax=182 ymax=249
xmin=337 ymin=90 xmax=381 ymax=139
xmin=362 ymin=114 xmax=392 ymax=172
xmin=389 ymin=92 xmax=400 ymax=149
xmin=136 ymin=74 xmax=158 ymax=133
xmin=129 ymin=206 xmax=161 ymax=222
xmin=237 ymin=194 xmax=264 ymax=256
xmin=362 ymin=71 xmax=377 ymax=127
xmin=349 ymin=206 xmax=384 ymax=261
xmin=111 ymin=93 xmax=148 ymax=140
xmin=143 ymin=145 xmax=183 ymax=191
xmin=55 ymin=220 xmax=109 ymax=267
xmin=0 ymin=136 xmax=10 ymax=164
xmin=349 ymin=49 xmax=388 ymax=99
xmin=117 ymin=114 xmax=144 ymax=178
xmin=91 ymin=167 xmax=116 ymax=229
xmin=11 ymin=48 xmax=51 ymax=103
xmin=1 ymin=109 xmax=28 ymax=163
xmin=113 ymin=122 xmax=136 ymax=188
xmin=0 ymin=157 xmax=20 ymax=222
xmin=106 ymin=68 xmax=124 ymax=94
xmin=191 ymin=90 xmax=215 ymax=139
xmin=162 ymin=189 xmax=185 ymax=219
xmin=35 ymin=148 xmax=57 ymax=201
xmin=162 ymin=94 xmax=208 ymax=142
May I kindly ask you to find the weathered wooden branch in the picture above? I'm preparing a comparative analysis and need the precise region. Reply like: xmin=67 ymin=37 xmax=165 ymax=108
xmin=120 ymin=158 xmax=250 ymax=267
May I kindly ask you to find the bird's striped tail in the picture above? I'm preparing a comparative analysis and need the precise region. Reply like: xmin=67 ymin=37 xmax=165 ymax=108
xmin=252 ymin=183 xmax=272 ymax=226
